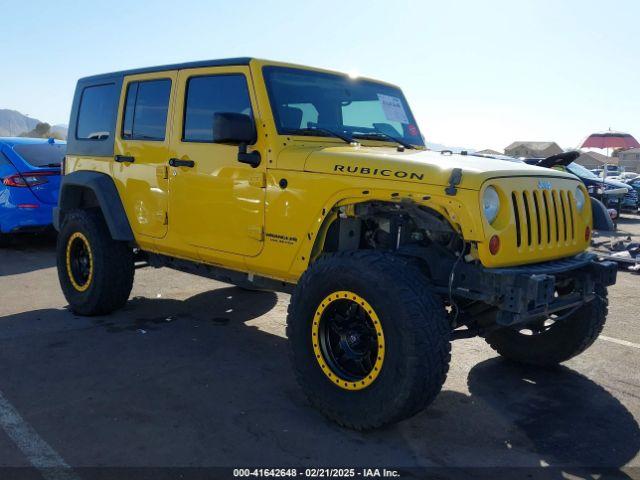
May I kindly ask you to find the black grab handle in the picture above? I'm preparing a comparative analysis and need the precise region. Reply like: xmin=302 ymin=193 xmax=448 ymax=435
xmin=114 ymin=155 xmax=135 ymax=163
xmin=168 ymin=158 xmax=195 ymax=168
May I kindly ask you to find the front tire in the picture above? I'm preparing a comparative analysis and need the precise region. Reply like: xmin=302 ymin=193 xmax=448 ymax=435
xmin=57 ymin=210 xmax=134 ymax=316
xmin=287 ymin=251 xmax=450 ymax=430
xmin=486 ymin=285 xmax=608 ymax=366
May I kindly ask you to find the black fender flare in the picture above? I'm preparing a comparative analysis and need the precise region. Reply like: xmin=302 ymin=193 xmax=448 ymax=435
xmin=54 ymin=171 xmax=134 ymax=241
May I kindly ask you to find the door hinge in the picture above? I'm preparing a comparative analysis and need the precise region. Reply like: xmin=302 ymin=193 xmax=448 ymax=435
xmin=248 ymin=225 xmax=264 ymax=240
xmin=249 ymin=173 xmax=266 ymax=188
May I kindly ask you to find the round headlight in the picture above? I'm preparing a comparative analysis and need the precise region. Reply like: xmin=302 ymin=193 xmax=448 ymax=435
xmin=482 ymin=186 xmax=500 ymax=224
xmin=574 ymin=186 xmax=586 ymax=212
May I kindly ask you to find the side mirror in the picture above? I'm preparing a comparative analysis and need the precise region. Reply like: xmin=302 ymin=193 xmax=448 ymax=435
xmin=212 ymin=112 xmax=261 ymax=168
xmin=213 ymin=112 xmax=256 ymax=144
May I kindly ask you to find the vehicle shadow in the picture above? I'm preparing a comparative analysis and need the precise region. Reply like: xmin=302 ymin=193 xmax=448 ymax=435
xmin=0 ymin=232 xmax=56 ymax=276
xmin=465 ymin=358 xmax=640 ymax=474
xmin=0 ymin=287 xmax=638 ymax=475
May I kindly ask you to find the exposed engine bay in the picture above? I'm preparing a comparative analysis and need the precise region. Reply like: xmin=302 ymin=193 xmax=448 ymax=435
xmin=318 ymin=200 xmax=616 ymax=339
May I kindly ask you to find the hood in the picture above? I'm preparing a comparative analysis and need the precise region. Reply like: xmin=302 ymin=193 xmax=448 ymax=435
xmin=303 ymin=146 xmax=576 ymax=190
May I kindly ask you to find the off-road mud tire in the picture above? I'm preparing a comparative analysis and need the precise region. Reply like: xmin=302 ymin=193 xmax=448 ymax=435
xmin=57 ymin=209 xmax=134 ymax=316
xmin=287 ymin=251 xmax=451 ymax=430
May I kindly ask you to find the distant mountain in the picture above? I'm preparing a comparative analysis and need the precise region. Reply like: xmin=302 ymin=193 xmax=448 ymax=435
xmin=0 ymin=109 xmax=40 ymax=137
xmin=0 ymin=109 xmax=67 ymax=139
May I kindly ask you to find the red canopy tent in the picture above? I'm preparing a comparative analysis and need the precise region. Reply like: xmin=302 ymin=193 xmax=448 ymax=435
xmin=580 ymin=130 xmax=639 ymax=178
xmin=581 ymin=130 xmax=640 ymax=149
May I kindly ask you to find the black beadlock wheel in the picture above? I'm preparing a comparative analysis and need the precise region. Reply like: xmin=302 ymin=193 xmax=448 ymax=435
xmin=486 ymin=284 xmax=608 ymax=366
xmin=287 ymin=251 xmax=451 ymax=430
xmin=56 ymin=209 xmax=134 ymax=316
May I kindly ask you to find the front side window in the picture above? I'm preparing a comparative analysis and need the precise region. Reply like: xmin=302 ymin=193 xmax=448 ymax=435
xmin=183 ymin=74 xmax=253 ymax=142
xmin=122 ymin=79 xmax=171 ymax=141
xmin=263 ymin=66 xmax=424 ymax=146
xmin=76 ymin=84 xmax=116 ymax=140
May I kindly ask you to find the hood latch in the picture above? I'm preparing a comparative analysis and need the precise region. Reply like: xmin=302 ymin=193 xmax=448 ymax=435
xmin=445 ymin=168 xmax=463 ymax=196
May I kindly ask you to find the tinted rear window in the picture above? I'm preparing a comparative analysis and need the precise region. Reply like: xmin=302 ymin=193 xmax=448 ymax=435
xmin=13 ymin=143 xmax=66 ymax=168
xmin=122 ymin=79 xmax=171 ymax=141
xmin=76 ymin=84 xmax=117 ymax=140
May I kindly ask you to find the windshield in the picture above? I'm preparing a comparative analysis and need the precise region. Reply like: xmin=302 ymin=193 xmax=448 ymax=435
xmin=566 ymin=162 xmax=600 ymax=180
xmin=13 ymin=143 xmax=66 ymax=168
xmin=263 ymin=66 xmax=424 ymax=147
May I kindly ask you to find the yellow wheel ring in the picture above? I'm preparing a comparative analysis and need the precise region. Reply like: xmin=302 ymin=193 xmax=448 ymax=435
xmin=65 ymin=232 xmax=94 ymax=292
xmin=311 ymin=291 xmax=385 ymax=391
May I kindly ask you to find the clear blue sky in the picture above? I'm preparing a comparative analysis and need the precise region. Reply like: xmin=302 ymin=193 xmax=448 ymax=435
xmin=2 ymin=0 xmax=638 ymax=151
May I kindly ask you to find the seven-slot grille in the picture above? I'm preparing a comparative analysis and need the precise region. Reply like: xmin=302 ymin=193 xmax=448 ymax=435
xmin=510 ymin=188 xmax=577 ymax=248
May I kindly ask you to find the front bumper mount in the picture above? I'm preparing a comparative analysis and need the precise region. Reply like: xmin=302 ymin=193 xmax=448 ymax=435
xmin=448 ymin=253 xmax=617 ymax=326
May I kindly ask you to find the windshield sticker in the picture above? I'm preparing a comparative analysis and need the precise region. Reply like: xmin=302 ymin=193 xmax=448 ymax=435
xmin=407 ymin=124 xmax=418 ymax=136
xmin=377 ymin=94 xmax=409 ymax=124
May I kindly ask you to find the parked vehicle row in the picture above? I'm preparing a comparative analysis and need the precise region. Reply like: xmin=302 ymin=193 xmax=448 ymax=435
xmin=591 ymin=165 xmax=621 ymax=178
xmin=566 ymin=162 xmax=638 ymax=214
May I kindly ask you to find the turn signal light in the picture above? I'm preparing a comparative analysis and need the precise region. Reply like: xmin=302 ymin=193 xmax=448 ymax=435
xmin=489 ymin=235 xmax=500 ymax=255
xmin=585 ymin=226 xmax=591 ymax=242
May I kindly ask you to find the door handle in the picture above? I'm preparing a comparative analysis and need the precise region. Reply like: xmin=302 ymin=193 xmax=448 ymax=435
xmin=168 ymin=158 xmax=195 ymax=168
xmin=115 ymin=155 xmax=135 ymax=163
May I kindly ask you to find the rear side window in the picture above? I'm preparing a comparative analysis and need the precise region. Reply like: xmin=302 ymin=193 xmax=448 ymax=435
xmin=183 ymin=75 xmax=252 ymax=142
xmin=13 ymin=143 xmax=66 ymax=167
xmin=76 ymin=84 xmax=117 ymax=140
xmin=122 ymin=79 xmax=172 ymax=141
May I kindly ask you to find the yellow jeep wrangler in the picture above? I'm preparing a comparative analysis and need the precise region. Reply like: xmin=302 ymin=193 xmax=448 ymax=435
xmin=55 ymin=58 xmax=617 ymax=429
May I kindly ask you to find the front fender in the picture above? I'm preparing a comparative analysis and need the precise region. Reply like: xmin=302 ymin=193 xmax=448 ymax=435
xmin=288 ymin=185 xmax=483 ymax=277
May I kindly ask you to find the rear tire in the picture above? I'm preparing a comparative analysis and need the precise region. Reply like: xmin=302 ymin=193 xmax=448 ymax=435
xmin=287 ymin=251 xmax=451 ymax=430
xmin=486 ymin=285 xmax=608 ymax=366
xmin=57 ymin=210 xmax=134 ymax=316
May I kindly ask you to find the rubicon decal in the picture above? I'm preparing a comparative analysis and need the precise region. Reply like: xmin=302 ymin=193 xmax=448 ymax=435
xmin=334 ymin=164 xmax=425 ymax=181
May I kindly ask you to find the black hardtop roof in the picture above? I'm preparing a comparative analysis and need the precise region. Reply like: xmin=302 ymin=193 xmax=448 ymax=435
xmin=79 ymin=57 xmax=253 ymax=83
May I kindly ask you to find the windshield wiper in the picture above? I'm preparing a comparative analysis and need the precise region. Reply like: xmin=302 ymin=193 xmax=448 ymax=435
xmin=291 ymin=127 xmax=354 ymax=144
xmin=42 ymin=163 xmax=61 ymax=167
xmin=352 ymin=131 xmax=415 ymax=150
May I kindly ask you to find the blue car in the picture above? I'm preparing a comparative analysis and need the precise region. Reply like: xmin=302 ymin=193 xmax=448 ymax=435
xmin=0 ymin=137 xmax=64 ymax=246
